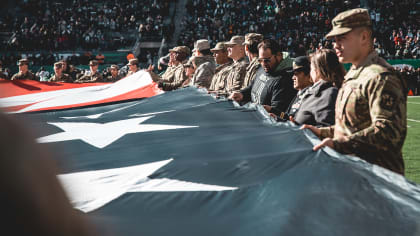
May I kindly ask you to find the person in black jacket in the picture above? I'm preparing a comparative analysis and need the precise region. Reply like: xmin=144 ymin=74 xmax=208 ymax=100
xmin=276 ymin=56 xmax=313 ymax=121
xmin=291 ymin=49 xmax=345 ymax=127
xmin=229 ymin=39 xmax=296 ymax=116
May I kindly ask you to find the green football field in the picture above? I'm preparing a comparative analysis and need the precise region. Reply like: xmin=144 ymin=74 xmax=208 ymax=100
xmin=405 ymin=96 xmax=420 ymax=183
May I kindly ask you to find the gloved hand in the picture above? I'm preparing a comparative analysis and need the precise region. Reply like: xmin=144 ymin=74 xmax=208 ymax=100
xmin=158 ymin=82 xmax=164 ymax=88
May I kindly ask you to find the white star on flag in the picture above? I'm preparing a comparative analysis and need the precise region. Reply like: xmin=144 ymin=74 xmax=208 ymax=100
xmin=37 ymin=116 xmax=198 ymax=148
xmin=58 ymin=159 xmax=238 ymax=213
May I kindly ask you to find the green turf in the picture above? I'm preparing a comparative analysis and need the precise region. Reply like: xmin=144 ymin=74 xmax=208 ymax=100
xmin=405 ymin=96 xmax=420 ymax=183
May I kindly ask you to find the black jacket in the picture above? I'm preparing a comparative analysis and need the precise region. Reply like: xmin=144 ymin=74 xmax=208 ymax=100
xmin=240 ymin=65 xmax=296 ymax=115
xmin=293 ymin=80 xmax=338 ymax=127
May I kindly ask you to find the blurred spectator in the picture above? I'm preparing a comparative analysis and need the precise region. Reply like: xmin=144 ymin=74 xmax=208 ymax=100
xmin=75 ymin=60 xmax=104 ymax=83
xmin=126 ymin=58 xmax=139 ymax=76
xmin=95 ymin=53 xmax=105 ymax=64
xmin=1 ymin=0 xmax=169 ymax=51
xmin=49 ymin=62 xmax=73 ymax=83
xmin=179 ymin=0 xmax=418 ymax=59
xmin=10 ymin=58 xmax=38 ymax=81
xmin=36 ymin=66 xmax=50 ymax=81
xmin=105 ymin=64 xmax=122 ymax=82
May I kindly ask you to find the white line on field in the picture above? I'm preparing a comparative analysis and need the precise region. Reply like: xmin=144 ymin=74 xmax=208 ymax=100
xmin=408 ymin=102 xmax=420 ymax=105
xmin=408 ymin=119 xmax=420 ymax=123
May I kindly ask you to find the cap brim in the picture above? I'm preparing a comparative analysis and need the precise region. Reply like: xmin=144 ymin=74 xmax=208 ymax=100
xmin=210 ymin=48 xmax=223 ymax=52
xmin=224 ymin=42 xmax=237 ymax=46
xmin=325 ymin=27 xmax=353 ymax=39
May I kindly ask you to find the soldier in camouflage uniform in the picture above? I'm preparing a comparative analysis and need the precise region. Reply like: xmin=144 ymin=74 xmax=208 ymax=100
xmin=11 ymin=59 xmax=38 ymax=81
xmin=223 ymin=36 xmax=249 ymax=95
xmin=302 ymin=8 xmax=407 ymax=175
xmin=148 ymin=46 xmax=190 ymax=91
xmin=106 ymin=64 xmax=123 ymax=82
xmin=208 ymin=42 xmax=233 ymax=94
xmin=188 ymin=39 xmax=216 ymax=89
xmin=126 ymin=58 xmax=140 ymax=77
xmin=242 ymin=33 xmax=264 ymax=89
xmin=49 ymin=62 xmax=72 ymax=83
xmin=61 ymin=59 xmax=80 ymax=82
xmin=75 ymin=60 xmax=104 ymax=83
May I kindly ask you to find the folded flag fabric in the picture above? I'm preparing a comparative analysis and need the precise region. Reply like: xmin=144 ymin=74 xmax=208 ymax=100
xmin=22 ymin=87 xmax=420 ymax=236
xmin=0 ymin=71 xmax=162 ymax=113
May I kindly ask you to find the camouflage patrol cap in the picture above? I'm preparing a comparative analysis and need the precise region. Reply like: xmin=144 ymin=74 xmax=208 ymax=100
xmin=183 ymin=56 xmax=194 ymax=67
xmin=243 ymin=33 xmax=263 ymax=45
xmin=169 ymin=46 xmax=191 ymax=56
xmin=193 ymin=39 xmax=210 ymax=52
xmin=54 ymin=62 xmax=63 ymax=68
xmin=210 ymin=42 xmax=227 ymax=52
xmin=18 ymin=58 xmax=29 ymax=66
xmin=225 ymin=35 xmax=245 ymax=46
xmin=127 ymin=58 xmax=139 ymax=66
xmin=110 ymin=64 xmax=119 ymax=70
xmin=325 ymin=8 xmax=372 ymax=39
xmin=89 ymin=60 xmax=99 ymax=66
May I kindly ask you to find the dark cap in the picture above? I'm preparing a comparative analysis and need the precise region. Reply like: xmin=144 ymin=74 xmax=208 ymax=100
xmin=183 ymin=56 xmax=195 ymax=67
xmin=89 ymin=60 xmax=99 ymax=66
xmin=289 ymin=56 xmax=310 ymax=73
xmin=210 ymin=42 xmax=227 ymax=52
xmin=325 ymin=8 xmax=372 ymax=39
xmin=18 ymin=58 xmax=29 ymax=66
xmin=243 ymin=33 xmax=264 ymax=45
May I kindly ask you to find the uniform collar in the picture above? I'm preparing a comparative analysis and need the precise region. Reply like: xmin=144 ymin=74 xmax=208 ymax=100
xmin=346 ymin=50 xmax=378 ymax=80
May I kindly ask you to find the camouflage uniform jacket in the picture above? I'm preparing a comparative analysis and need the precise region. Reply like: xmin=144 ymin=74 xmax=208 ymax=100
xmin=190 ymin=55 xmax=216 ymax=89
xmin=242 ymin=57 xmax=261 ymax=89
xmin=49 ymin=73 xmax=73 ymax=83
xmin=75 ymin=71 xmax=104 ymax=83
xmin=223 ymin=57 xmax=248 ymax=94
xmin=209 ymin=61 xmax=233 ymax=93
xmin=150 ymin=65 xmax=177 ymax=83
xmin=106 ymin=74 xmax=123 ymax=82
xmin=319 ymin=51 xmax=407 ymax=175
xmin=11 ymin=71 xmax=38 ymax=80
xmin=160 ymin=63 xmax=188 ymax=91
xmin=64 ymin=65 xmax=81 ymax=81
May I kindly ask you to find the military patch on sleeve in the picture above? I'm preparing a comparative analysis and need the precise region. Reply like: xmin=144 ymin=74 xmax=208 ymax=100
xmin=380 ymin=91 xmax=396 ymax=110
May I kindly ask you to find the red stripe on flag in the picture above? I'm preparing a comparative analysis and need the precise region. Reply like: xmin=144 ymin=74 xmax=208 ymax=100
xmin=0 ymin=79 xmax=107 ymax=98
xmin=26 ymin=82 xmax=161 ymax=112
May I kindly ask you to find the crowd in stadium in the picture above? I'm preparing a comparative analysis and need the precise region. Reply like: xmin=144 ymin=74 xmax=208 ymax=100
xmin=0 ymin=0 xmax=419 ymax=89
xmin=179 ymin=0 xmax=419 ymax=59
xmin=0 ymin=0 xmax=169 ymax=51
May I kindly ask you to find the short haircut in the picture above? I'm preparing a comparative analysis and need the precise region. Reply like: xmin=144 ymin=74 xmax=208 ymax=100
xmin=247 ymin=41 xmax=260 ymax=55
xmin=258 ymin=39 xmax=281 ymax=55
xmin=200 ymin=49 xmax=212 ymax=56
